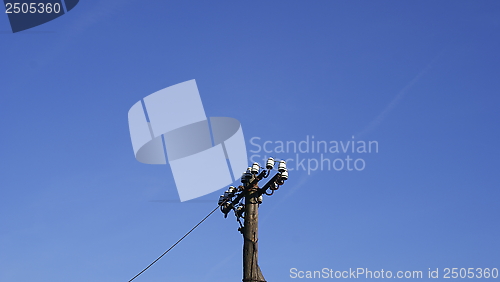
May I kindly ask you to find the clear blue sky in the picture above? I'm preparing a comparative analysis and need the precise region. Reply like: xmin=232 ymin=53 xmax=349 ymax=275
xmin=1 ymin=1 xmax=499 ymax=281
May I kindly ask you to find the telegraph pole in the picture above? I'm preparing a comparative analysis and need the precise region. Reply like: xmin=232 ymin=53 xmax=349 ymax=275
xmin=219 ymin=158 xmax=288 ymax=282
xmin=242 ymin=176 xmax=265 ymax=282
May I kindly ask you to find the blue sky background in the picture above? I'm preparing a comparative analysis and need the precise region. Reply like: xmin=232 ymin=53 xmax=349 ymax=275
xmin=1 ymin=1 xmax=499 ymax=281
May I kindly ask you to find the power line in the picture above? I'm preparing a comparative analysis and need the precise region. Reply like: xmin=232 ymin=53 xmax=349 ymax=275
xmin=127 ymin=205 xmax=220 ymax=282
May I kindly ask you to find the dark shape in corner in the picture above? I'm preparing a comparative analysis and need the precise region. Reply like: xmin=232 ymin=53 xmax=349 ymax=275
xmin=4 ymin=0 xmax=79 ymax=33
xmin=64 ymin=0 xmax=79 ymax=12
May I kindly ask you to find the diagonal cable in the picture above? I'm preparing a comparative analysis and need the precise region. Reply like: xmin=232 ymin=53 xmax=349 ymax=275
xmin=128 ymin=205 xmax=220 ymax=282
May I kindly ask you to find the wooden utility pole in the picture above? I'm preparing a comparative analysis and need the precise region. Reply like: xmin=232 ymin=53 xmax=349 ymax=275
xmin=242 ymin=181 xmax=266 ymax=282
xmin=220 ymin=159 xmax=288 ymax=282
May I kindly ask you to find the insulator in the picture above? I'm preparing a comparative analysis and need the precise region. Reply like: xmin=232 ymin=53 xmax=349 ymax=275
xmin=218 ymin=195 xmax=226 ymax=205
xmin=223 ymin=201 xmax=232 ymax=210
xmin=278 ymin=160 xmax=287 ymax=172
xmin=266 ymin=157 xmax=275 ymax=170
xmin=270 ymin=182 xmax=278 ymax=190
xmin=281 ymin=169 xmax=288 ymax=180
xmin=251 ymin=162 xmax=260 ymax=174
xmin=236 ymin=205 xmax=245 ymax=217
xmin=241 ymin=167 xmax=252 ymax=183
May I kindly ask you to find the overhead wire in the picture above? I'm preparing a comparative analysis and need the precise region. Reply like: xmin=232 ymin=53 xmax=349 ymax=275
xmin=127 ymin=204 xmax=221 ymax=282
